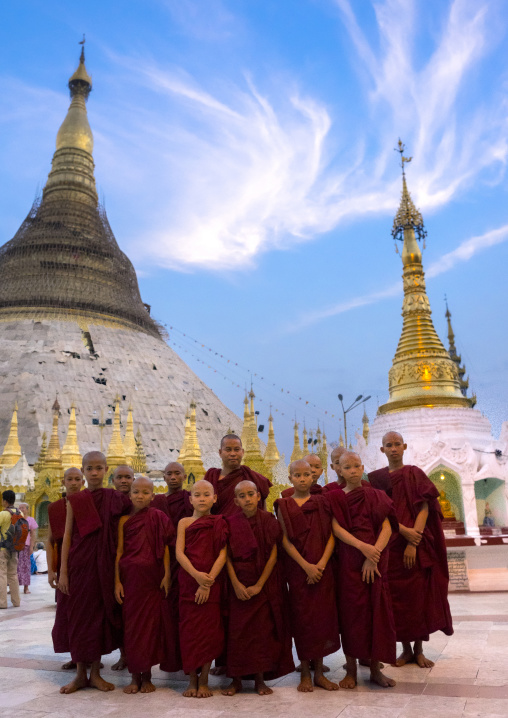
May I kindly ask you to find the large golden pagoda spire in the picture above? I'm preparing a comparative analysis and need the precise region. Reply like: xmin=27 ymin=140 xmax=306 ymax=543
xmin=264 ymin=408 xmax=280 ymax=471
xmin=46 ymin=399 xmax=63 ymax=467
xmin=107 ymin=396 xmax=126 ymax=470
xmin=242 ymin=389 xmax=267 ymax=474
xmin=61 ymin=403 xmax=82 ymax=471
xmin=33 ymin=432 xmax=48 ymax=474
xmin=240 ymin=394 xmax=250 ymax=448
xmin=132 ymin=429 xmax=147 ymax=474
xmin=180 ymin=399 xmax=205 ymax=481
xmin=379 ymin=141 xmax=471 ymax=414
xmin=0 ymin=403 xmax=23 ymax=469
xmin=319 ymin=428 xmax=329 ymax=482
xmin=290 ymin=419 xmax=303 ymax=462
xmin=123 ymin=405 xmax=137 ymax=465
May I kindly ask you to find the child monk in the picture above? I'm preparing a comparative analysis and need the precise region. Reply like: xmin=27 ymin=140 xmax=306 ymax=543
xmin=329 ymin=452 xmax=397 ymax=689
xmin=274 ymin=460 xmax=340 ymax=692
xmin=115 ymin=476 xmax=178 ymax=694
xmin=176 ymin=480 xmax=228 ymax=698
xmin=281 ymin=454 xmax=323 ymax=497
xmin=112 ymin=465 xmax=134 ymax=495
xmin=369 ymin=431 xmax=453 ymax=668
xmin=58 ymin=451 xmax=131 ymax=694
xmin=204 ymin=435 xmax=271 ymax=516
xmin=222 ymin=480 xmax=294 ymax=696
xmin=48 ymin=467 xmax=84 ymax=670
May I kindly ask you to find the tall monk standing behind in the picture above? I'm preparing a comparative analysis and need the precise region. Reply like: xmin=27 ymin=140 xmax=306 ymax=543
xmin=176 ymin=480 xmax=228 ymax=698
xmin=115 ymin=477 xmax=178 ymax=694
xmin=369 ymin=432 xmax=453 ymax=668
xmin=48 ymin=467 xmax=84 ymax=670
xmin=58 ymin=451 xmax=131 ymax=694
xmin=275 ymin=460 xmax=340 ymax=693
xmin=222 ymin=480 xmax=294 ymax=697
xmin=204 ymin=435 xmax=271 ymax=517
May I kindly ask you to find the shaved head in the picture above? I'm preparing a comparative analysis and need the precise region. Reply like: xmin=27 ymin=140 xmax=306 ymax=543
xmin=164 ymin=461 xmax=185 ymax=473
xmin=331 ymin=446 xmax=346 ymax=461
xmin=382 ymin=431 xmax=404 ymax=446
xmin=132 ymin=476 xmax=153 ymax=491
xmin=113 ymin=465 xmax=134 ymax=479
xmin=220 ymin=433 xmax=242 ymax=448
xmin=191 ymin=479 xmax=215 ymax=495
xmin=339 ymin=451 xmax=362 ymax=465
xmin=64 ymin=467 xmax=83 ymax=479
xmin=289 ymin=459 xmax=311 ymax=474
xmin=234 ymin=480 xmax=258 ymax=496
xmin=304 ymin=453 xmax=321 ymax=464
xmin=82 ymin=450 xmax=107 ymax=466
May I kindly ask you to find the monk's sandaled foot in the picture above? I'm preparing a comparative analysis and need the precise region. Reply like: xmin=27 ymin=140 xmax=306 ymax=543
xmin=196 ymin=683 xmax=213 ymax=698
xmin=415 ymin=653 xmax=434 ymax=668
xmin=123 ymin=674 xmax=141 ymax=694
xmin=339 ymin=673 xmax=357 ymax=689
xmin=222 ymin=678 xmax=242 ymax=696
xmin=314 ymin=674 xmax=339 ymax=691
xmin=370 ymin=669 xmax=396 ymax=687
xmin=297 ymin=675 xmax=314 ymax=692
xmin=60 ymin=675 xmax=89 ymax=694
xmin=61 ymin=660 xmax=76 ymax=670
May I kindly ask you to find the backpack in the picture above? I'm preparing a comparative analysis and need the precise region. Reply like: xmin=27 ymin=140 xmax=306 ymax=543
xmin=0 ymin=508 xmax=29 ymax=553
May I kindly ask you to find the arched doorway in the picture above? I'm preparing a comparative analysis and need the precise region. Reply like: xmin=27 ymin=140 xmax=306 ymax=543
xmin=429 ymin=466 xmax=465 ymax=524
xmin=36 ymin=498 xmax=50 ymax=531
xmin=475 ymin=478 xmax=507 ymax=532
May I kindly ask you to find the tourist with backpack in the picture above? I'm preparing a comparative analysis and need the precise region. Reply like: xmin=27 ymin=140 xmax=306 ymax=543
xmin=0 ymin=490 xmax=27 ymax=609
xmin=16 ymin=502 xmax=37 ymax=595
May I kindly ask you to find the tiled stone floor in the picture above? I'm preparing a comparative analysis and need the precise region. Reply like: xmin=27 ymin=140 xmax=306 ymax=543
xmin=0 ymin=576 xmax=507 ymax=717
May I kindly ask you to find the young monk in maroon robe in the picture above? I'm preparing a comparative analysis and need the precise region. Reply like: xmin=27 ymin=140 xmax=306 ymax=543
xmin=330 ymin=452 xmax=397 ymax=689
xmin=58 ymin=451 xmax=131 ymax=694
xmin=324 ymin=447 xmax=370 ymax=494
xmin=48 ymin=467 xmax=84 ymax=670
xmin=115 ymin=477 xmax=178 ymax=694
xmin=275 ymin=460 xmax=340 ymax=693
xmin=204 ymin=435 xmax=271 ymax=517
xmin=222 ymin=480 xmax=294 ymax=697
xmin=369 ymin=431 xmax=453 ymax=668
xmin=281 ymin=454 xmax=324 ymax=498
xmin=176 ymin=480 xmax=228 ymax=698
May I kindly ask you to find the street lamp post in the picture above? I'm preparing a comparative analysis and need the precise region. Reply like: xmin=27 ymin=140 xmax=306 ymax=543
xmin=337 ymin=393 xmax=371 ymax=447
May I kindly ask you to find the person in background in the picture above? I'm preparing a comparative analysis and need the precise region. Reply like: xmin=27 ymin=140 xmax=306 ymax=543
xmin=17 ymin=503 xmax=37 ymax=594
xmin=33 ymin=542 xmax=48 ymax=574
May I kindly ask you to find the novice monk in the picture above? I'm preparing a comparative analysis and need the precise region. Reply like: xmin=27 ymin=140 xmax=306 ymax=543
xmin=275 ymin=460 xmax=340 ymax=693
xmin=204 ymin=435 xmax=271 ymax=517
xmin=330 ymin=452 xmax=397 ymax=689
xmin=48 ymin=468 xmax=84 ymax=670
xmin=222 ymin=480 xmax=294 ymax=696
xmin=115 ymin=477 xmax=178 ymax=694
xmin=281 ymin=454 xmax=324 ymax=497
xmin=58 ymin=451 xmax=131 ymax=694
xmin=112 ymin=465 xmax=134 ymax=495
xmin=176 ymin=480 xmax=228 ymax=698
xmin=369 ymin=432 xmax=453 ymax=668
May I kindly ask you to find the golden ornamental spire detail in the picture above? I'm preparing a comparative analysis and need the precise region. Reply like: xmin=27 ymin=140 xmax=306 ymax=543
xmin=240 ymin=394 xmax=250 ymax=449
xmin=61 ymin=403 xmax=82 ymax=471
xmin=46 ymin=399 xmax=63 ymax=466
xmin=242 ymin=389 xmax=267 ymax=475
xmin=362 ymin=410 xmax=370 ymax=445
xmin=132 ymin=429 xmax=147 ymax=474
xmin=379 ymin=143 xmax=471 ymax=414
xmin=178 ymin=409 xmax=191 ymax=463
xmin=33 ymin=432 xmax=47 ymax=474
xmin=180 ymin=400 xmax=205 ymax=481
xmin=0 ymin=403 xmax=23 ymax=469
xmin=263 ymin=409 xmax=280 ymax=470
xmin=290 ymin=420 xmax=303 ymax=462
xmin=392 ymin=140 xmax=426 ymax=244
xmin=123 ymin=405 xmax=137 ymax=465
xmin=106 ymin=397 xmax=126 ymax=468
xmin=319 ymin=430 xmax=329 ymax=483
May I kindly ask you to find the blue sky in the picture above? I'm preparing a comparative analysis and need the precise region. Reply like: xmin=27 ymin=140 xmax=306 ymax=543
xmin=1 ymin=0 xmax=507 ymax=457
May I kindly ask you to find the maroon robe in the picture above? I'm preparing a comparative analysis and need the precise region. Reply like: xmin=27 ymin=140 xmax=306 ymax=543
xmin=226 ymin=510 xmax=294 ymax=679
xmin=368 ymin=465 xmax=453 ymax=641
xmin=205 ymin=466 xmax=272 ymax=517
xmin=49 ymin=498 xmax=69 ymax=654
xmin=323 ymin=478 xmax=370 ymax=493
xmin=281 ymin=484 xmax=323 ymax=498
xmin=119 ymin=507 xmax=179 ymax=673
xmin=179 ymin=514 xmax=229 ymax=673
xmin=65 ymin=488 xmax=131 ymax=663
xmin=329 ymin=487 xmax=398 ymax=663
xmin=274 ymin=495 xmax=340 ymax=661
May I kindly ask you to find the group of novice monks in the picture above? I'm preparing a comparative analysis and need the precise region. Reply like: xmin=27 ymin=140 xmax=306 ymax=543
xmin=46 ymin=431 xmax=453 ymax=698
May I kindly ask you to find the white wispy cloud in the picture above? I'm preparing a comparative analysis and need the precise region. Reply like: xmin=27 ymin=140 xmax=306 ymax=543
xmin=291 ymin=222 xmax=508 ymax=330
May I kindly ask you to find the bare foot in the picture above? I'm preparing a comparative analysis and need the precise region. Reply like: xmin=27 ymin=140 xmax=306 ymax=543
xmin=415 ymin=653 xmax=434 ymax=668
xmin=196 ymin=684 xmax=213 ymax=698
xmin=61 ymin=660 xmax=76 ymax=670
xmin=370 ymin=669 xmax=396 ymax=687
xmin=209 ymin=665 xmax=226 ymax=675
xmin=183 ymin=675 xmax=198 ymax=697
xmin=297 ymin=675 xmax=314 ymax=692
xmin=255 ymin=679 xmax=273 ymax=695
xmin=112 ymin=656 xmax=128 ymax=671
xmin=339 ymin=674 xmax=357 ymax=689
xmin=296 ymin=661 xmax=330 ymax=672
xmin=24 ymin=587 xmax=31 ymax=594
xmin=222 ymin=678 xmax=242 ymax=696
xmin=393 ymin=648 xmax=414 ymax=667
xmin=60 ymin=675 xmax=88 ymax=694
xmin=140 ymin=679 xmax=156 ymax=693
xmin=314 ymin=674 xmax=339 ymax=691
xmin=89 ymin=674 xmax=115 ymax=692
xmin=123 ymin=679 xmax=141 ymax=694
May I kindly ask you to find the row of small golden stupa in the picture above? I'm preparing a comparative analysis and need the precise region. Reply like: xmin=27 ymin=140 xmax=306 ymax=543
xmin=0 ymin=390 xmax=371 ymax=515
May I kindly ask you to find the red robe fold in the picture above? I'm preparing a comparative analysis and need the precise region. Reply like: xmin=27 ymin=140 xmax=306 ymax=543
xmin=64 ymin=488 xmax=131 ymax=663
xmin=225 ymin=510 xmax=295 ymax=679
xmin=281 ymin=484 xmax=323 ymax=498
xmin=205 ymin=466 xmax=272 ymax=517
xmin=119 ymin=507 xmax=179 ymax=673
xmin=179 ymin=514 xmax=229 ymax=673
xmin=274 ymin=495 xmax=340 ymax=661
xmin=368 ymin=465 xmax=453 ymax=641
xmin=329 ymin=487 xmax=398 ymax=663
xmin=49 ymin=498 xmax=68 ymax=654
xmin=323 ymin=478 xmax=370 ymax=493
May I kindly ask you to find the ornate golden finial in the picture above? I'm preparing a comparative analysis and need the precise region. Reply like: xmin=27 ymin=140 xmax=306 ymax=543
xmin=34 ymin=432 xmax=47 ymax=474
xmin=392 ymin=139 xmax=426 ymax=245
xmin=46 ymin=398 xmax=62 ymax=465
xmin=0 ymin=403 xmax=23 ymax=469
xmin=362 ymin=409 xmax=370 ymax=445
xmin=319 ymin=429 xmax=329 ymax=482
xmin=379 ymin=148 xmax=471 ymax=414
xmin=444 ymin=298 xmax=472 ymax=401
xmin=242 ymin=389 xmax=266 ymax=474
xmin=302 ymin=424 xmax=308 ymax=454
xmin=106 ymin=397 xmax=126 ymax=469
xmin=180 ymin=400 xmax=205 ymax=481
xmin=55 ymin=43 xmax=93 ymax=155
xmin=240 ymin=393 xmax=250 ymax=449
xmin=123 ymin=404 xmax=137 ymax=465
xmin=290 ymin=419 xmax=303 ymax=462
xmin=61 ymin=403 xmax=82 ymax=471
xmin=132 ymin=429 xmax=147 ymax=474
xmin=264 ymin=408 xmax=280 ymax=471
xmin=339 ymin=433 xmax=345 ymax=447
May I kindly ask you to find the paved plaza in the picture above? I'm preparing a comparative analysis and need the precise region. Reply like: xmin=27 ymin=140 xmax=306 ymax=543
xmin=0 ymin=578 xmax=507 ymax=717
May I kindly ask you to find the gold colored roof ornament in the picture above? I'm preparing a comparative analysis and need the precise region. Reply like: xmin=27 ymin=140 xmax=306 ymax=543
xmin=61 ymin=402 xmax=82 ymax=471
xmin=0 ymin=402 xmax=23 ymax=469
xmin=264 ymin=407 xmax=280 ymax=470
xmin=290 ymin=419 xmax=303 ymax=462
